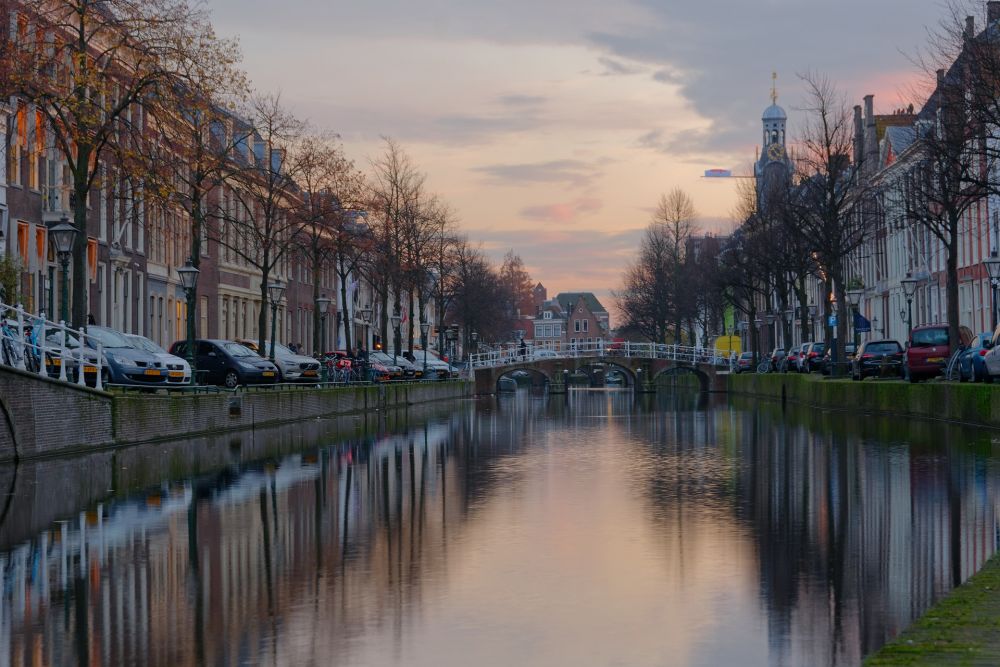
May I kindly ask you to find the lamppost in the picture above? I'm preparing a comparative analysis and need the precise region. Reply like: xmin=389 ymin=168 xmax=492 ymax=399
xmin=360 ymin=304 xmax=373 ymax=380
xmin=847 ymin=288 xmax=863 ymax=349
xmin=48 ymin=217 xmax=77 ymax=323
xmin=420 ymin=320 xmax=430 ymax=377
xmin=901 ymin=273 xmax=918 ymax=335
xmin=177 ymin=258 xmax=200 ymax=377
xmin=267 ymin=279 xmax=285 ymax=362
xmin=985 ymin=251 xmax=1000 ymax=330
xmin=753 ymin=317 xmax=763 ymax=360
xmin=808 ymin=303 xmax=817 ymax=341
xmin=390 ymin=311 xmax=402 ymax=366
xmin=316 ymin=294 xmax=331 ymax=356
xmin=783 ymin=308 xmax=794 ymax=348
xmin=765 ymin=312 xmax=775 ymax=353
xmin=446 ymin=326 xmax=457 ymax=363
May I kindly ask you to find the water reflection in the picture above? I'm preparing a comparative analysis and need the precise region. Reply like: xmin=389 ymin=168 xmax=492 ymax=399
xmin=0 ymin=390 xmax=997 ymax=666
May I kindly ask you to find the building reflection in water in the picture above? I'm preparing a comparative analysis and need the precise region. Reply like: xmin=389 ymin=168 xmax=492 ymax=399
xmin=0 ymin=391 xmax=995 ymax=666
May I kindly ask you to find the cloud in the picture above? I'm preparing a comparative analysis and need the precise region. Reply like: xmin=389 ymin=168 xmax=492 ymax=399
xmin=519 ymin=198 xmax=603 ymax=223
xmin=497 ymin=94 xmax=548 ymax=107
xmin=596 ymin=56 xmax=645 ymax=76
xmin=472 ymin=159 xmax=604 ymax=188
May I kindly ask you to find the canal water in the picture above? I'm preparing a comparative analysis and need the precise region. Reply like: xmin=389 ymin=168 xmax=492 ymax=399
xmin=0 ymin=390 xmax=998 ymax=666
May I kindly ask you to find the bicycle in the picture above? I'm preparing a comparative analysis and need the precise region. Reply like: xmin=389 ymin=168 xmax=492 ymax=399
xmin=757 ymin=359 xmax=773 ymax=374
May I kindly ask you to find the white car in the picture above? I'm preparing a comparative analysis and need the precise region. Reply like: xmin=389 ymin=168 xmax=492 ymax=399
xmin=532 ymin=348 xmax=560 ymax=360
xmin=409 ymin=348 xmax=456 ymax=379
xmin=250 ymin=341 xmax=321 ymax=382
xmin=124 ymin=334 xmax=192 ymax=384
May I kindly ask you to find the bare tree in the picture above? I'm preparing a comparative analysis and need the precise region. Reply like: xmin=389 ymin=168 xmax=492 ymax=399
xmin=213 ymin=92 xmax=306 ymax=354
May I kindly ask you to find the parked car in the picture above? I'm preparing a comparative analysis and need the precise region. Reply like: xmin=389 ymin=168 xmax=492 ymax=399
xmin=238 ymin=339 xmax=320 ymax=382
xmin=408 ymin=348 xmax=455 ymax=379
xmin=734 ymin=351 xmax=754 ymax=373
xmin=787 ymin=344 xmax=803 ymax=371
xmin=169 ymin=339 xmax=278 ymax=388
xmin=85 ymin=326 xmax=169 ymax=387
xmin=820 ymin=343 xmax=856 ymax=375
xmin=800 ymin=341 xmax=826 ymax=373
xmin=851 ymin=340 xmax=904 ymax=380
xmin=532 ymin=348 xmax=560 ymax=360
xmin=793 ymin=343 xmax=813 ymax=372
xmin=125 ymin=334 xmax=191 ymax=384
xmin=769 ymin=347 xmax=787 ymax=372
xmin=368 ymin=352 xmax=406 ymax=379
xmin=958 ymin=332 xmax=992 ymax=383
xmin=904 ymin=324 xmax=951 ymax=383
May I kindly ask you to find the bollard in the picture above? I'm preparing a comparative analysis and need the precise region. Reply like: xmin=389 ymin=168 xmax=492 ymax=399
xmin=58 ymin=321 xmax=68 ymax=382
xmin=77 ymin=326 xmax=87 ymax=386
xmin=95 ymin=342 xmax=104 ymax=391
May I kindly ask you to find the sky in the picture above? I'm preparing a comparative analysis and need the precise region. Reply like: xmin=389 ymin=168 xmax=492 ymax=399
xmin=206 ymin=0 xmax=947 ymax=312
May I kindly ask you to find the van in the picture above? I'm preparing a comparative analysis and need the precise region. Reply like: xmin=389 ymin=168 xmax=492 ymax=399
xmin=903 ymin=324 xmax=950 ymax=383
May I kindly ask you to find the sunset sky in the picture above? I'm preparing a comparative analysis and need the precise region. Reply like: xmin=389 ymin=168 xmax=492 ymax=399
xmin=208 ymin=0 xmax=944 ymax=309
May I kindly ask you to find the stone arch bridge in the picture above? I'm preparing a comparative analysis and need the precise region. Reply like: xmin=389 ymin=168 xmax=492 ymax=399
xmin=469 ymin=343 xmax=730 ymax=395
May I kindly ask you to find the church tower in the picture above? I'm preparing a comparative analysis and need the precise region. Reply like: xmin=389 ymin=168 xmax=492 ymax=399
xmin=755 ymin=73 xmax=792 ymax=209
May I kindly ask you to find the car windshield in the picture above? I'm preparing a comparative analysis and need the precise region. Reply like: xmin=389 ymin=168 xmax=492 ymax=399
xmin=812 ymin=343 xmax=826 ymax=353
xmin=127 ymin=335 xmax=165 ymax=355
xmin=223 ymin=342 xmax=257 ymax=357
xmin=912 ymin=328 xmax=948 ymax=347
xmin=87 ymin=327 xmax=131 ymax=349
xmin=867 ymin=342 xmax=901 ymax=355
xmin=45 ymin=329 xmax=81 ymax=348
xmin=740 ymin=352 xmax=753 ymax=359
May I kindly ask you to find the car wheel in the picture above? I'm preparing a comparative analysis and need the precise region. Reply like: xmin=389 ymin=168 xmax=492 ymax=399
xmin=959 ymin=365 xmax=968 ymax=382
xmin=224 ymin=369 xmax=240 ymax=389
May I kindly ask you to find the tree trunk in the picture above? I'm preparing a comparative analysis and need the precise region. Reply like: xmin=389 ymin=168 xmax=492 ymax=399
xmin=339 ymin=262 xmax=352 ymax=354
xmin=311 ymin=250 xmax=322 ymax=355
xmin=258 ymin=272 xmax=269 ymax=356
xmin=946 ymin=222 xmax=960 ymax=352
xmin=71 ymin=157 xmax=90 ymax=328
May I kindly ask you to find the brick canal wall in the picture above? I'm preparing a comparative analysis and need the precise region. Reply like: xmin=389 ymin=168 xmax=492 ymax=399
xmin=729 ymin=372 xmax=1000 ymax=427
xmin=0 ymin=365 xmax=470 ymax=461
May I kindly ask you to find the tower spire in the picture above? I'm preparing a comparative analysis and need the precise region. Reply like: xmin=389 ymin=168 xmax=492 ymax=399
xmin=771 ymin=71 xmax=778 ymax=105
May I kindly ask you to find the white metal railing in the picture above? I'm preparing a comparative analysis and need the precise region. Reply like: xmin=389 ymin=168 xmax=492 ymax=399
xmin=468 ymin=340 xmax=732 ymax=370
xmin=0 ymin=302 xmax=105 ymax=390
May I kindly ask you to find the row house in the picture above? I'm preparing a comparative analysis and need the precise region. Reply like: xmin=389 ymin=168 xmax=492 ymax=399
xmin=522 ymin=291 xmax=609 ymax=350
xmin=850 ymin=7 xmax=1000 ymax=342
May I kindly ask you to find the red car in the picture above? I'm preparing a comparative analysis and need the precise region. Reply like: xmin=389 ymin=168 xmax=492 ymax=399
xmin=904 ymin=324 xmax=950 ymax=383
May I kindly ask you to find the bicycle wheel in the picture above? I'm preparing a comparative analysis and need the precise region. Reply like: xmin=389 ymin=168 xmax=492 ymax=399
xmin=757 ymin=361 xmax=771 ymax=374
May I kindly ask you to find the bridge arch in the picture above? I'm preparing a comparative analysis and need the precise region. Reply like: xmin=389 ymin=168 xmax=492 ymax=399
xmin=496 ymin=367 xmax=550 ymax=392
xmin=572 ymin=361 xmax=636 ymax=388
xmin=653 ymin=366 xmax=709 ymax=393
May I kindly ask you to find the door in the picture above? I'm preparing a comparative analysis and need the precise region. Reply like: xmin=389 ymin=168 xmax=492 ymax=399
xmin=197 ymin=341 xmax=225 ymax=383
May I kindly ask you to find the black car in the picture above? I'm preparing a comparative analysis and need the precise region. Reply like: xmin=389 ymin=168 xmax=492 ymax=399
xmin=851 ymin=339 xmax=904 ymax=381
xmin=85 ymin=326 xmax=168 ymax=386
xmin=170 ymin=339 xmax=279 ymax=388
xmin=801 ymin=341 xmax=827 ymax=373
xmin=820 ymin=342 xmax=856 ymax=375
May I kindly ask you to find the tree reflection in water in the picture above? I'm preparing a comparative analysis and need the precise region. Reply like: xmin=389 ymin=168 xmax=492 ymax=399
xmin=0 ymin=393 xmax=995 ymax=666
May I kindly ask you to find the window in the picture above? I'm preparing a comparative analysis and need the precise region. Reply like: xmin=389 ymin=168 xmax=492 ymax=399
xmin=582 ymin=320 xmax=588 ymax=333
xmin=543 ymin=311 xmax=552 ymax=320
xmin=574 ymin=320 xmax=580 ymax=332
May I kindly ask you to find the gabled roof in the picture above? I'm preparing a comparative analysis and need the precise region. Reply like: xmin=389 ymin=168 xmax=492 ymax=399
xmin=556 ymin=292 xmax=607 ymax=314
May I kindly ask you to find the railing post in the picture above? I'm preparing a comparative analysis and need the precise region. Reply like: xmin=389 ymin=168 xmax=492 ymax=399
xmin=58 ymin=321 xmax=68 ymax=382
xmin=14 ymin=305 xmax=26 ymax=371
xmin=77 ymin=326 xmax=87 ymax=386
xmin=36 ymin=315 xmax=47 ymax=377
xmin=95 ymin=342 xmax=104 ymax=391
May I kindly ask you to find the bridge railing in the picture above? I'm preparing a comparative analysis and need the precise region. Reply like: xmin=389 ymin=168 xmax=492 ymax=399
xmin=0 ymin=302 xmax=106 ymax=390
xmin=469 ymin=340 xmax=731 ymax=370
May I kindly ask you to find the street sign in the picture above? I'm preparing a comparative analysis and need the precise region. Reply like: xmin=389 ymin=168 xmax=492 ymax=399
xmin=828 ymin=315 xmax=837 ymax=327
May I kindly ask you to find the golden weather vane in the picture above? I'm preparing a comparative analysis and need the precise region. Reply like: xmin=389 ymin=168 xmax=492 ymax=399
xmin=771 ymin=71 xmax=778 ymax=105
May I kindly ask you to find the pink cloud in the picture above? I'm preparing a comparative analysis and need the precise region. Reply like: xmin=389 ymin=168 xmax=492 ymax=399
xmin=519 ymin=197 xmax=603 ymax=223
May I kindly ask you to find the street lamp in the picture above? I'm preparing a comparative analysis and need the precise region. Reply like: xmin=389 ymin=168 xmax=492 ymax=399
xmin=420 ymin=320 xmax=430 ymax=377
xmin=177 ymin=258 xmax=200 ymax=378
xmin=808 ymin=303 xmax=817 ymax=340
xmin=49 ymin=218 xmax=77 ymax=323
xmin=267 ymin=279 xmax=285 ymax=362
xmin=985 ymin=251 xmax=1000 ymax=330
xmin=390 ymin=311 xmax=402 ymax=366
xmin=847 ymin=288 xmax=863 ymax=349
xmin=901 ymin=273 xmax=918 ymax=335
xmin=316 ymin=295 xmax=331 ymax=357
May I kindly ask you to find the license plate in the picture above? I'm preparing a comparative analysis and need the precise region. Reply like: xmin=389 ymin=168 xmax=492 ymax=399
xmin=84 ymin=366 xmax=97 ymax=373
xmin=262 ymin=371 xmax=275 ymax=377
xmin=47 ymin=358 xmax=61 ymax=366
xmin=168 ymin=371 xmax=184 ymax=378
xmin=303 ymin=370 xmax=317 ymax=377
xmin=928 ymin=357 xmax=945 ymax=363
xmin=144 ymin=369 xmax=161 ymax=376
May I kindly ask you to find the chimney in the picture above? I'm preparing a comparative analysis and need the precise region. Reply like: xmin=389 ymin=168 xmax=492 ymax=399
xmin=853 ymin=104 xmax=864 ymax=166
xmin=990 ymin=1 xmax=1000 ymax=23
xmin=965 ymin=15 xmax=975 ymax=37
xmin=864 ymin=95 xmax=877 ymax=172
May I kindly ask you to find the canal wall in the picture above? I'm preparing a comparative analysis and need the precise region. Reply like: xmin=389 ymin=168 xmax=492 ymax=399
xmin=0 ymin=364 xmax=470 ymax=461
xmin=729 ymin=372 xmax=1000 ymax=427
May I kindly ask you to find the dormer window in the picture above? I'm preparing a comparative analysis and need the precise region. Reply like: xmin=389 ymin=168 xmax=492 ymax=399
xmin=543 ymin=311 xmax=552 ymax=319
